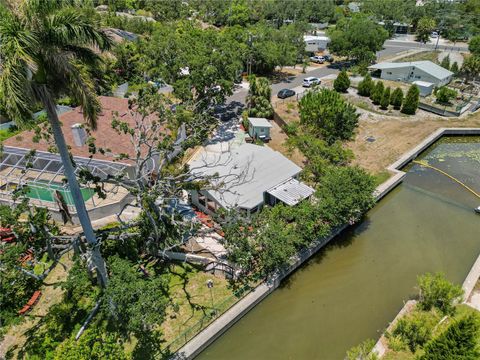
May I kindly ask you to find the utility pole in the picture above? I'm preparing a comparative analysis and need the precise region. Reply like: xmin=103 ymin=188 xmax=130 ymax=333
xmin=207 ymin=279 xmax=215 ymax=315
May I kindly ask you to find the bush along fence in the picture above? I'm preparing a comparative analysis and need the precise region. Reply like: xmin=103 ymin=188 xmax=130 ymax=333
xmin=418 ymin=98 xmax=473 ymax=117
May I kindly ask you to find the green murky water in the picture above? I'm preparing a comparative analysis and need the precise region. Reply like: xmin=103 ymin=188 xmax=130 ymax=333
xmin=197 ymin=136 xmax=480 ymax=360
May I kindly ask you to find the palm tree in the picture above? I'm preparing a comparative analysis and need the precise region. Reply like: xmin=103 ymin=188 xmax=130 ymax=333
xmin=0 ymin=0 xmax=112 ymax=286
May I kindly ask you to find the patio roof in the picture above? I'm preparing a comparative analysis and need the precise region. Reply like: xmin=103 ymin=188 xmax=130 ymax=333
xmin=267 ymin=178 xmax=315 ymax=206
xmin=0 ymin=146 xmax=129 ymax=188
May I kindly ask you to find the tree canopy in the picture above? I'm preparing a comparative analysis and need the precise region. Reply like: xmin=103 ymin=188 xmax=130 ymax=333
xmin=328 ymin=15 xmax=389 ymax=65
xmin=299 ymin=88 xmax=359 ymax=144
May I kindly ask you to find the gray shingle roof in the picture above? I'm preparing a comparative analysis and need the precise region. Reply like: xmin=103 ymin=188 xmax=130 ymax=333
xmin=368 ymin=61 xmax=453 ymax=80
xmin=188 ymin=143 xmax=301 ymax=210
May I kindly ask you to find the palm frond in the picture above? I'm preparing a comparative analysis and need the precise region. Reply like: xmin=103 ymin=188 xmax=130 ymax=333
xmin=41 ymin=50 xmax=101 ymax=129
xmin=42 ymin=7 xmax=112 ymax=51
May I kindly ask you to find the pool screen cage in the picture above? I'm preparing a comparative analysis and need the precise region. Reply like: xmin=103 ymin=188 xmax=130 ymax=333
xmin=0 ymin=146 xmax=129 ymax=209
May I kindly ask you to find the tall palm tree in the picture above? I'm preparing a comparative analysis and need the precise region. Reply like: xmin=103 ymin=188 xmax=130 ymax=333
xmin=0 ymin=0 xmax=112 ymax=286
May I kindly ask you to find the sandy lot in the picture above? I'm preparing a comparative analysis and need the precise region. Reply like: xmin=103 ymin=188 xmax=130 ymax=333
xmin=274 ymin=99 xmax=480 ymax=177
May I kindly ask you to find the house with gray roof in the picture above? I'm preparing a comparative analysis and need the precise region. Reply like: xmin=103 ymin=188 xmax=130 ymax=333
xmin=368 ymin=61 xmax=454 ymax=87
xmin=188 ymin=142 xmax=314 ymax=216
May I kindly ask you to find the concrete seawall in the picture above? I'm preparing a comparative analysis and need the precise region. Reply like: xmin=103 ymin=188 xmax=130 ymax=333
xmin=175 ymin=128 xmax=480 ymax=360
xmin=371 ymin=128 xmax=480 ymax=358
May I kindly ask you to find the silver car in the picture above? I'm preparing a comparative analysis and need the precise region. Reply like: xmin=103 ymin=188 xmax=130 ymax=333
xmin=302 ymin=77 xmax=321 ymax=87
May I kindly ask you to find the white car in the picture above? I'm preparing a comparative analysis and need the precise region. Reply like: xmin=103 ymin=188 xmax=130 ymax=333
xmin=302 ymin=77 xmax=321 ymax=87
xmin=310 ymin=56 xmax=325 ymax=64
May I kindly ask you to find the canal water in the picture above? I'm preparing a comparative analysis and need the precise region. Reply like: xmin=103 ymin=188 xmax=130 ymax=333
xmin=198 ymin=136 xmax=480 ymax=360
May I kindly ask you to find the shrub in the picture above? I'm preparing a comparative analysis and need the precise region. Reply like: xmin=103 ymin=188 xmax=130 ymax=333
xmin=401 ymin=85 xmax=420 ymax=115
xmin=390 ymin=87 xmax=404 ymax=110
xmin=468 ymin=35 xmax=480 ymax=56
xmin=450 ymin=61 xmax=459 ymax=75
xmin=417 ymin=272 xmax=464 ymax=315
xmin=334 ymin=70 xmax=350 ymax=93
xmin=358 ymin=74 xmax=374 ymax=97
xmin=380 ymin=86 xmax=391 ymax=110
xmin=371 ymin=81 xmax=384 ymax=105
xmin=299 ymin=88 xmax=359 ymax=144
xmin=435 ymin=86 xmax=457 ymax=104
xmin=345 ymin=339 xmax=378 ymax=360
xmin=440 ymin=55 xmax=450 ymax=70
xmin=419 ymin=314 xmax=480 ymax=360
xmin=392 ymin=311 xmax=438 ymax=352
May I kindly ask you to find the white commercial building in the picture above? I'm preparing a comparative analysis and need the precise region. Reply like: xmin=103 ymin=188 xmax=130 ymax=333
xmin=303 ymin=35 xmax=330 ymax=53
xmin=368 ymin=61 xmax=454 ymax=87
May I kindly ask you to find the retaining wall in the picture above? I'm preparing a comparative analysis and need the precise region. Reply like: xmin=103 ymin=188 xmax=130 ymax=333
xmin=175 ymin=127 xmax=480 ymax=360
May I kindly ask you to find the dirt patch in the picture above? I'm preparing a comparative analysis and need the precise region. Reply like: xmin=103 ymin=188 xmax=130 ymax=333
xmin=393 ymin=50 xmax=440 ymax=64
xmin=267 ymin=120 xmax=305 ymax=167
xmin=346 ymin=111 xmax=480 ymax=175
xmin=273 ymin=94 xmax=480 ymax=177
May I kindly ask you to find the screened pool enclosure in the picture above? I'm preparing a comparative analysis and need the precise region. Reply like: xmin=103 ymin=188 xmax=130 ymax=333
xmin=0 ymin=146 xmax=130 ymax=214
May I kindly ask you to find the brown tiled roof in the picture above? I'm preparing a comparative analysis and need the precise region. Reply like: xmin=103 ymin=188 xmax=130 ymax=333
xmin=3 ymin=96 xmax=143 ymax=163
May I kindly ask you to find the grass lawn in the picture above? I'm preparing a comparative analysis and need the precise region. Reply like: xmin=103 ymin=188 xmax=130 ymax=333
xmin=393 ymin=51 xmax=440 ymax=64
xmin=160 ymin=263 xmax=238 ymax=351
xmin=0 ymin=127 xmax=20 ymax=141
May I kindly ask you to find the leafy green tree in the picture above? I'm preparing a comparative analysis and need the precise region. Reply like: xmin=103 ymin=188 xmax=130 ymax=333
xmin=317 ymin=166 xmax=376 ymax=226
xmin=358 ymin=74 xmax=374 ymax=97
xmin=469 ymin=35 xmax=480 ymax=56
xmin=419 ymin=314 xmax=480 ymax=360
xmin=390 ymin=87 xmax=404 ymax=110
xmin=416 ymin=17 xmax=436 ymax=43
xmin=0 ymin=0 xmax=111 ymax=286
xmin=224 ymin=0 xmax=252 ymax=26
xmin=392 ymin=311 xmax=438 ymax=352
xmin=440 ymin=55 xmax=451 ymax=70
xmin=371 ymin=81 xmax=385 ymax=105
xmin=247 ymin=75 xmax=273 ymax=118
xmin=417 ymin=272 xmax=463 ymax=315
xmin=380 ymin=86 xmax=391 ymax=110
xmin=141 ymin=22 xmax=242 ymax=111
xmin=54 ymin=328 xmax=126 ymax=360
xmin=328 ymin=15 xmax=389 ymax=66
xmin=436 ymin=86 xmax=457 ymax=104
xmin=299 ymin=89 xmax=359 ymax=144
xmin=401 ymin=84 xmax=420 ymax=115
xmin=144 ymin=0 xmax=189 ymax=22
xmin=451 ymin=61 xmax=459 ymax=75
xmin=288 ymin=135 xmax=353 ymax=183
xmin=334 ymin=70 xmax=351 ymax=93
xmin=461 ymin=55 xmax=480 ymax=82
xmin=101 ymin=256 xmax=168 ymax=337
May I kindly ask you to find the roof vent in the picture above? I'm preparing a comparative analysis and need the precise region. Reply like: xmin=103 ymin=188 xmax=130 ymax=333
xmin=71 ymin=123 xmax=87 ymax=147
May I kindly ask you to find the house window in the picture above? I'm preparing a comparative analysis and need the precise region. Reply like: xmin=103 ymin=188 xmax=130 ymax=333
xmin=198 ymin=193 xmax=206 ymax=207
xmin=260 ymin=128 xmax=264 ymax=133
xmin=415 ymin=75 xmax=421 ymax=79
xmin=387 ymin=72 xmax=392 ymax=75
xmin=206 ymin=197 xmax=217 ymax=212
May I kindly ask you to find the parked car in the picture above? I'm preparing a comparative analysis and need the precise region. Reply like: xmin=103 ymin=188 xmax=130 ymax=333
xmin=277 ymin=88 xmax=296 ymax=99
xmin=323 ymin=54 xmax=334 ymax=62
xmin=302 ymin=77 xmax=321 ymax=87
xmin=310 ymin=55 xmax=325 ymax=64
